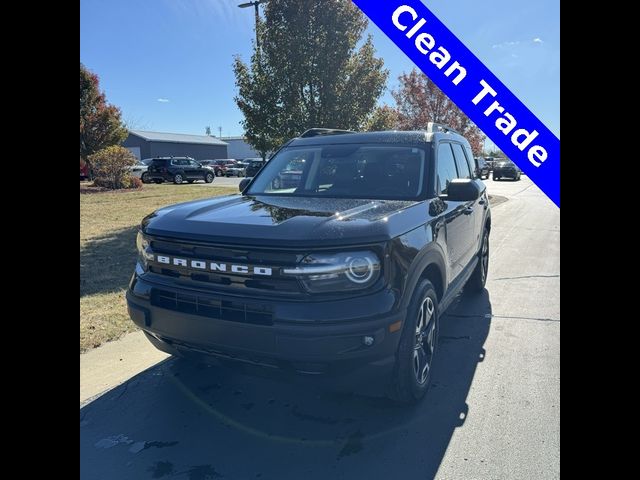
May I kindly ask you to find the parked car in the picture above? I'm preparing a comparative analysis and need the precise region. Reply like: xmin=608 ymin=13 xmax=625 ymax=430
xmin=492 ymin=159 xmax=521 ymax=181
xmin=128 ymin=124 xmax=491 ymax=404
xmin=207 ymin=159 xmax=238 ymax=177
xmin=245 ymin=159 xmax=266 ymax=177
xmin=483 ymin=156 xmax=496 ymax=171
xmin=473 ymin=157 xmax=490 ymax=180
xmin=128 ymin=162 xmax=149 ymax=182
xmin=225 ymin=162 xmax=246 ymax=177
xmin=145 ymin=157 xmax=215 ymax=184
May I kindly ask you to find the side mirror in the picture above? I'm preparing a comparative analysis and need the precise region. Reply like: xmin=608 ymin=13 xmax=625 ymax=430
xmin=239 ymin=177 xmax=252 ymax=192
xmin=443 ymin=179 xmax=481 ymax=202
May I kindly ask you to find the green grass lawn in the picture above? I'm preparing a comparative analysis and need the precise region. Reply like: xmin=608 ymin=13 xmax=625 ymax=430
xmin=80 ymin=183 xmax=236 ymax=353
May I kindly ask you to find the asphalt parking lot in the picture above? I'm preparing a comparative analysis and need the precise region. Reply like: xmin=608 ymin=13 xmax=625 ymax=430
xmin=80 ymin=175 xmax=559 ymax=480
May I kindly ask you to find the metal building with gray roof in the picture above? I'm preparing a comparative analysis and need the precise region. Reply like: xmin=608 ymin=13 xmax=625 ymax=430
xmin=123 ymin=130 xmax=228 ymax=161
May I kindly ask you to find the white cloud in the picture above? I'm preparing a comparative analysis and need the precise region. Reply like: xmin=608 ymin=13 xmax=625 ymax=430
xmin=492 ymin=40 xmax=520 ymax=49
xmin=157 ymin=98 xmax=170 ymax=103
xmin=533 ymin=38 xmax=544 ymax=44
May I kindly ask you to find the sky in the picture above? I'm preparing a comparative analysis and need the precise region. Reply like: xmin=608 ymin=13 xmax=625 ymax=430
xmin=80 ymin=0 xmax=559 ymax=147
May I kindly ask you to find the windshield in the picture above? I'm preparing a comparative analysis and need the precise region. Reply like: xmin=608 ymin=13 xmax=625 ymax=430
xmin=247 ymin=144 xmax=427 ymax=200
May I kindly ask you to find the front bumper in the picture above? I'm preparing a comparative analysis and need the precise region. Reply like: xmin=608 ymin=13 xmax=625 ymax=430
xmin=126 ymin=273 xmax=405 ymax=388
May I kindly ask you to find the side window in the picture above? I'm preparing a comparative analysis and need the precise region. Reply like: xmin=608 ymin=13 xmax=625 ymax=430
xmin=190 ymin=160 xmax=199 ymax=167
xmin=436 ymin=143 xmax=458 ymax=194
xmin=452 ymin=144 xmax=471 ymax=179
xmin=464 ymin=146 xmax=476 ymax=174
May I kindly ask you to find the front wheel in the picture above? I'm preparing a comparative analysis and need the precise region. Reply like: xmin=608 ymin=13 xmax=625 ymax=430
xmin=141 ymin=172 xmax=149 ymax=183
xmin=493 ymin=174 xmax=500 ymax=181
xmin=389 ymin=279 xmax=439 ymax=404
xmin=173 ymin=173 xmax=184 ymax=184
xmin=204 ymin=172 xmax=214 ymax=183
xmin=467 ymin=228 xmax=489 ymax=293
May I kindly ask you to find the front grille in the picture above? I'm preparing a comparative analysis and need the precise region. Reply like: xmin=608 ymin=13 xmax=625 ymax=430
xmin=147 ymin=237 xmax=303 ymax=294
xmin=151 ymin=288 xmax=273 ymax=325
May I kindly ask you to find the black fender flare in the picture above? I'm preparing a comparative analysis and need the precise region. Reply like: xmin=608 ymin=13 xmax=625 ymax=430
xmin=399 ymin=244 xmax=448 ymax=311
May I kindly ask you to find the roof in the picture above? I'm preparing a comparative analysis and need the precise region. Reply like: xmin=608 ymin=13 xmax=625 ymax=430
xmin=220 ymin=136 xmax=247 ymax=141
xmin=129 ymin=130 xmax=228 ymax=146
xmin=288 ymin=130 xmax=469 ymax=147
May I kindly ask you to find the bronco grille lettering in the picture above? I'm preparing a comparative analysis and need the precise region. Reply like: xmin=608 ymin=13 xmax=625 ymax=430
xmin=151 ymin=254 xmax=273 ymax=276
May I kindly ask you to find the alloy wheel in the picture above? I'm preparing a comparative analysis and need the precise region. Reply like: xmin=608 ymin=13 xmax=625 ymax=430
xmin=413 ymin=296 xmax=436 ymax=385
xmin=480 ymin=231 xmax=489 ymax=284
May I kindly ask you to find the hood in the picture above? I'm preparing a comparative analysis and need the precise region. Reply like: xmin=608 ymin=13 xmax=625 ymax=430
xmin=142 ymin=194 xmax=426 ymax=247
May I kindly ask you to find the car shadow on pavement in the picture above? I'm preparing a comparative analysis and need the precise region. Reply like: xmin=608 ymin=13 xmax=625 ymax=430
xmin=80 ymin=226 xmax=137 ymax=297
xmin=80 ymin=290 xmax=492 ymax=480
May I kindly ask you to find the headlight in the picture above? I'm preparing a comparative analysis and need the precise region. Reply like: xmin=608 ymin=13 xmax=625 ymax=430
xmin=136 ymin=231 xmax=152 ymax=271
xmin=283 ymin=251 xmax=381 ymax=293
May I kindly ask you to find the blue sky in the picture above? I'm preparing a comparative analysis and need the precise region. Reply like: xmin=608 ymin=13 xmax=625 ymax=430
xmin=80 ymin=0 xmax=559 ymax=145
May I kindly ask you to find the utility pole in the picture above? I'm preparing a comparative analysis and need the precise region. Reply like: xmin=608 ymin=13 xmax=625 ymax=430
xmin=218 ymin=126 xmax=222 ymax=138
xmin=238 ymin=1 xmax=265 ymax=49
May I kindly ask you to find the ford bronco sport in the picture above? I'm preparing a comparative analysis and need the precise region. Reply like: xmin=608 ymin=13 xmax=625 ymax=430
xmin=127 ymin=124 xmax=491 ymax=403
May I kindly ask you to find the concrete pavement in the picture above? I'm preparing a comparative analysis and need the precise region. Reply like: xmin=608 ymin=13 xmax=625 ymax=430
xmin=80 ymin=176 xmax=559 ymax=480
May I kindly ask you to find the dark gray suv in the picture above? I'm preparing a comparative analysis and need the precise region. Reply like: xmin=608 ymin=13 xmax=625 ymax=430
xmin=146 ymin=157 xmax=215 ymax=184
xmin=128 ymin=124 xmax=490 ymax=403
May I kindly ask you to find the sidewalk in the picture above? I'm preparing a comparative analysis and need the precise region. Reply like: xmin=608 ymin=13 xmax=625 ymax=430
xmin=80 ymin=331 xmax=169 ymax=406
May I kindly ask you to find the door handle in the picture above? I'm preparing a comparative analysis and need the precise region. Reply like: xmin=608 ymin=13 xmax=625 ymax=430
xmin=463 ymin=206 xmax=474 ymax=215
xmin=478 ymin=199 xmax=486 ymax=205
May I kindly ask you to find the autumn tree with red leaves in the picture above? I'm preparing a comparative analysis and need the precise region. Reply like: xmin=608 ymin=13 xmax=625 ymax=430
xmin=392 ymin=69 xmax=484 ymax=155
xmin=80 ymin=63 xmax=127 ymax=169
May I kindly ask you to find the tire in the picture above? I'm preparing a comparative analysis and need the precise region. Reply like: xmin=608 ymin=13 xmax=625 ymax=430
xmin=493 ymin=174 xmax=500 ymax=181
xmin=389 ymin=279 xmax=439 ymax=404
xmin=215 ymin=170 xmax=222 ymax=177
xmin=467 ymin=228 xmax=489 ymax=293
xmin=173 ymin=173 xmax=184 ymax=184
xmin=153 ymin=179 xmax=163 ymax=184
xmin=141 ymin=172 xmax=149 ymax=184
xmin=204 ymin=172 xmax=215 ymax=183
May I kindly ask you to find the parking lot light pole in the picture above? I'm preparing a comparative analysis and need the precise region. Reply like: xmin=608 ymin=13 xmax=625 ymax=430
xmin=238 ymin=1 xmax=265 ymax=49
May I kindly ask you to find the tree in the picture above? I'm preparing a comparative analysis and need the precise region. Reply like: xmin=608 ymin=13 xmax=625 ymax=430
xmin=80 ymin=63 xmax=128 ymax=169
xmin=89 ymin=145 xmax=137 ymax=190
xmin=233 ymin=0 xmax=389 ymax=159
xmin=364 ymin=105 xmax=399 ymax=131
xmin=205 ymin=126 xmax=211 ymax=136
xmin=392 ymin=69 xmax=485 ymax=155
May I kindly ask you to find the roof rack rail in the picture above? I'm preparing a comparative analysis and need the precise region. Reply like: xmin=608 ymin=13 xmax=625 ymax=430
xmin=299 ymin=128 xmax=355 ymax=138
xmin=426 ymin=122 xmax=463 ymax=136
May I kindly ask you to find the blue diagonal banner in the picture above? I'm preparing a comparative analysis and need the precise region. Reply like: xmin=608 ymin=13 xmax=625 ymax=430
xmin=353 ymin=0 xmax=560 ymax=207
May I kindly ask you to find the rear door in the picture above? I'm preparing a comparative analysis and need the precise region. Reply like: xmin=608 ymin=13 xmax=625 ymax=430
xmin=436 ymin=142 xmax=468 ymax=280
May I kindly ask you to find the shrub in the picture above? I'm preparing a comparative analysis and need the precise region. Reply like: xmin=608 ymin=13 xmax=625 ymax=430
xmin=123 ymin=176 xmax=143 ymax=189
xmin=88 ymin=145 xmax=137 ymax=190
